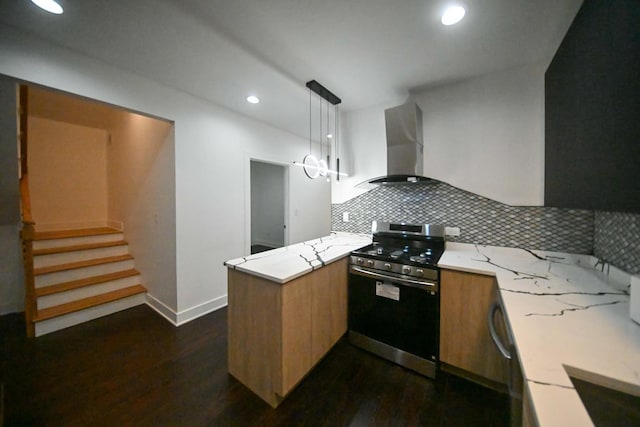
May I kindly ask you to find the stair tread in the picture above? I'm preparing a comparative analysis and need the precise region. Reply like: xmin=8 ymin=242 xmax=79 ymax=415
xmin=36 ymin=269 xmax=141 ymax=297
xmin=34 ymin=227 xmax=122 ymax=241
xmin=34 ymin=285 xmax=147 ymax=322
xmin=34 ymin=254 xmax=134 ymax=276
xmin=34 ymin=240 xmax=128 ymax=256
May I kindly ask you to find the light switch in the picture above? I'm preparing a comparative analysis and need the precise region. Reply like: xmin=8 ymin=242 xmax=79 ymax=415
xmin=343 ymin=212 xmax=350 ymax=222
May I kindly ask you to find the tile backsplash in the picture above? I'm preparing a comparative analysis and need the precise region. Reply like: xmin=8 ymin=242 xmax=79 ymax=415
xmin=332 ymin=180 xmax=640 ymax=274
xmin=332 ymin=180 xmax=594 ymax=253
xmin=594 ymin=211 xmax=640 ymax=274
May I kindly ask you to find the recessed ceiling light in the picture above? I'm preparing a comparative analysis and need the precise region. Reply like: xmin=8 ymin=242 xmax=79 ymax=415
xmin=441 ymin=5 xmax=465 ymax=26
xmin=246 ymin=95 xmax=260 ymax=104
xmin=31 ymin=0 xmax=64 ymax=14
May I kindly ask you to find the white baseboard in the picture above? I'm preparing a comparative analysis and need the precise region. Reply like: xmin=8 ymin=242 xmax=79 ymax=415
xmin=145 ymin=293 xmax=228 ymax=327
xmin=176 ymin=294 xmax=228 ymax=326
xmin=145 ymin=293 xmax=178 ymax=324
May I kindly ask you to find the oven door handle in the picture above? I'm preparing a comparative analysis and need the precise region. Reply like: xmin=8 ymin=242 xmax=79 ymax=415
xmin=350 ymin=266 xmax=437 ymax=290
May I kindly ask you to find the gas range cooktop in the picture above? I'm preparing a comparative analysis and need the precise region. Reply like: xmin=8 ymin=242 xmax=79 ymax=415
xmin=356 ymin=245 xmax=443 ymax=267
xmin=350 ymin=221 xmax=446 ymax=281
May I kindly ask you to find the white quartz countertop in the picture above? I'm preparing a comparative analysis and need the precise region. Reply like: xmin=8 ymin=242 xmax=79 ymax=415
xmin=439 ymin=242 xmax=640 ymax=427
xmin=224 ymin=232 xmax=371 ymax=283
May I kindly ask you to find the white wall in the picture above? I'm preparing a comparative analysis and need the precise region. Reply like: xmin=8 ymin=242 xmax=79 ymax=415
xmin=0 ymin=77 xmax=24 ymax=314
xmin=333 ymin=63 xmax=545 ymax=206
xmin=331 ymin=102 xmax=396 ymax=204
xmin=28 ymin=117 xmax=109 ymax=230
xmin=250 ymin=161 xmax=285 ymax=248
xmin=0 ymin=24 xmax=331 ymax=323
xmin=107 ymin=112 xmax=178 ymax=313
xmin=286 ymin=166 xmax=331 ymax=245
xmin=415 ymin=63 xmax=545 ymax=206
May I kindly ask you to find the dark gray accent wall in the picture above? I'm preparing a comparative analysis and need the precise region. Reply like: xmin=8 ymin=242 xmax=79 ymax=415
xmin=332 ymin=181 xmax=640 ymax=274
xmin=594 ymin=212 xmax=640 ymax=274
xmin=0 ymin=76 xmax=25 ymax=314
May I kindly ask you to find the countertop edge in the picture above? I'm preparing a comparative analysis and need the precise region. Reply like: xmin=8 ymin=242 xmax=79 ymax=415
xmin=224 ymin=232 xmax=371 ymax=284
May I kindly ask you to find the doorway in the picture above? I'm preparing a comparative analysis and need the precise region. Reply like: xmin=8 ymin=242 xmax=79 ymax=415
xmin=250 ymin=160 xmax=287 ymax=254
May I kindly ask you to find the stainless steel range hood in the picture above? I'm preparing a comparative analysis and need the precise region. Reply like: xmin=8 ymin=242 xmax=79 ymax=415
xmin=358 ymin=102 xmax=429 ymax=187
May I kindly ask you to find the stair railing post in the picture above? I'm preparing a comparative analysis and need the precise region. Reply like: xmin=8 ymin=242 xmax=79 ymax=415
xmin=21 ymin=219 xmax=36 ymax=338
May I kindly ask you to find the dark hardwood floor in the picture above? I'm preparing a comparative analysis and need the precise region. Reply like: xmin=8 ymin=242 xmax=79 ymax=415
xmin=250 ymin=244 xmax=277 ymax=255
xmin=0 ymin=306 xmax=509 ymax=426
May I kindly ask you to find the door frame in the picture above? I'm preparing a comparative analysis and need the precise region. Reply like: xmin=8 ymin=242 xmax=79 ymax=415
xmin=244 ymin=155 xmax=290 ymax=255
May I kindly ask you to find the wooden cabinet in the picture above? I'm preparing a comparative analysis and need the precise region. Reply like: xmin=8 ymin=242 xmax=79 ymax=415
xmin=440 ymin=269 xmax=509 ymax=388
xmin=545 ymin=0 xmax=640 ymax=212
xmin=227 ymin=257 xmax=348 ymax=407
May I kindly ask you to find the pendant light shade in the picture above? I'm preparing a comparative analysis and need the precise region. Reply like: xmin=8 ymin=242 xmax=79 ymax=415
xmin=293 ymin=80 xmax=346 ymax=181
xmin=302 ymin=154 xmax=320 ymax=179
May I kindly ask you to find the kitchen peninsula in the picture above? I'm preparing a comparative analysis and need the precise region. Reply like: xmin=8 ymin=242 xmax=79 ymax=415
xmin=224 ymin=232 xmax=371 ymax=407
xmin=225 ymin=231 xmax=640 ymax=424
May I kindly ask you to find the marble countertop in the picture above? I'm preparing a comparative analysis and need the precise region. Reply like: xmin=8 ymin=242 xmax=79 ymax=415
xmin=439 ymin=242 xmax=640 ymax=427
xmin=224 ymin=232 xmax=371 ymax=283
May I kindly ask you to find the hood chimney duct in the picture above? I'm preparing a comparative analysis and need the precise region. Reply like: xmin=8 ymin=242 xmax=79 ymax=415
xmin=358 ymin=102 xmax=429 ymax=187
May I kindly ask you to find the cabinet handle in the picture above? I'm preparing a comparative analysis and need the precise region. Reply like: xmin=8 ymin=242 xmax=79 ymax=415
xmin=349 ymin=266 xmax=437 ymax=291
xmin=488 ymin=302 xmax=511 ymax=360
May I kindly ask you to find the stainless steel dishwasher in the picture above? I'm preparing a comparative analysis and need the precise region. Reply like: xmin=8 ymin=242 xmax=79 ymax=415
xmin=489 ymin=294 xmax=524 ymax=427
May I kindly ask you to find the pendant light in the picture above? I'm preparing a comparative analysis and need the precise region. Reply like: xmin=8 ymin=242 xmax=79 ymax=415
xmin=294 ymin=80 xmax=347 ymax=180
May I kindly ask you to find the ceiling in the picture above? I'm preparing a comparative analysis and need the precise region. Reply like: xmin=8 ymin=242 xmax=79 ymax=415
xmin=0 ymin=0 xmax=582 ymax=139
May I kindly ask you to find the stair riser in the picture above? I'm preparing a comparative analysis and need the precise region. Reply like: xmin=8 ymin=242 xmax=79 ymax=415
xmin=35 ymin=260 xmax=136 ymax=288
xmin=37 ymin=275 xmax=141 ymax=309
xmin=34 ymin=293 xmax=146 ymax=337
xmin=34 ymin=245 xmax=130 ymax=269
xmin=33 ymin=233 xmax=124 ymax=250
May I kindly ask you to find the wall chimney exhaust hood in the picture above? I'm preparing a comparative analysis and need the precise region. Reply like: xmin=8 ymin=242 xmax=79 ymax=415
xmin=357 ymin=102 xmax=429 ymax=188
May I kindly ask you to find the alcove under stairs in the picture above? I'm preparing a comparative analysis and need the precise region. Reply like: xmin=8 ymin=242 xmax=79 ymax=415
xmin=30 ymin=227 xmax=146 ymax=337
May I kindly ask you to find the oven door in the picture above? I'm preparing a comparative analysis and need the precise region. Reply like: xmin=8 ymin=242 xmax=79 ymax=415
xmin=348 ymin=266 xmax=439 ymax=369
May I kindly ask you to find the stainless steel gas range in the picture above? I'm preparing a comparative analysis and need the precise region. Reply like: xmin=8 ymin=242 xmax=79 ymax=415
xmin=348 ymin=221 xmax=445 ymax=378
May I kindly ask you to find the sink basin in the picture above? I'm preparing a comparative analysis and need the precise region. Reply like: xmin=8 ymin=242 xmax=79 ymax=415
xmin=565 ymin=366 xmax=640 ymax=427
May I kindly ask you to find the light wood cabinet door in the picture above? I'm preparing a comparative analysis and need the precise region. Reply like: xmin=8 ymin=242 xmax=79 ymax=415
xmin=280 ymin=277 xmax=313 ymax=395
xmin=227 ymin=257 xmax=349 ymax=407
xmin=227 ymin=269 xmax=283 ymax=406
xmin=283 ymin=257 xmax=348 ymax=393
xmin=440 ymin=269 xmax=508 ymax=386
xmin=310 ymin=257 xmax=348 ymax=362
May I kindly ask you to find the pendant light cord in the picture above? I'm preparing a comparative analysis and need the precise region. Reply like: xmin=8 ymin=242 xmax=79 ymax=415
xmin=336 ymin=104 xmax=340 ymax=181
xmin=319 ymin=93 xmax=322 ymax=159
xmin=308 ymin=88 xmax=312 ymax=155
xmin=326 ymin=98 xmax=330 ymax=164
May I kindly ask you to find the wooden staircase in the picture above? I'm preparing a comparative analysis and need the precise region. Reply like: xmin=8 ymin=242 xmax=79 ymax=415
xmin=27 ymin=227 xmax=146 ymax=336
xmin=17 ymin=86 xmax=146 ymax=337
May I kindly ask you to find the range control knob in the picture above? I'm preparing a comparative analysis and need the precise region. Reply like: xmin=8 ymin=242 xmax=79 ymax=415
xmin=402 ymin=266 xmax=412 ymax=275
xmin=356 ymin=258 xmax=364 ymax=265
xmin=384 ymin=263 xmax=392 ymax=270
xmin=366 ymin=259 xmax=375 ymax=267
xmin=415 ymin=268 xmax=424 ymax=277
